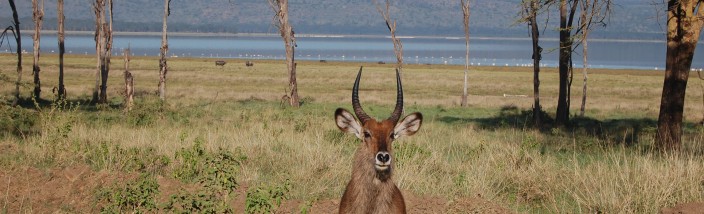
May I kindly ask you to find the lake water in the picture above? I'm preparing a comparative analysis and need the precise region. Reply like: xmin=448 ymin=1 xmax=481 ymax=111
xmin=7 ymin=34 xmax=704 ymax=70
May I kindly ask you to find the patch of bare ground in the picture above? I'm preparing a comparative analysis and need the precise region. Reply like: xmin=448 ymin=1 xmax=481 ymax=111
xmin=1 ymin=164 xmax=513 ymax=213
xmin=0 ymin=164 xmax=131 ymax=213
xmin=275 ymin=191 xmax=512 ymax=214
xmin=660 ymin=202 xmax=704 ymax=214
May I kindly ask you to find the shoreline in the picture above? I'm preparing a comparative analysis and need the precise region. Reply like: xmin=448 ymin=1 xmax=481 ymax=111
xmin=35 ymin=30 xmax=665 ymax=43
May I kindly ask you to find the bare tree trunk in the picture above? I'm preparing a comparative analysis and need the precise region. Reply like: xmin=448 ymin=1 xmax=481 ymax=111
xmin=657 ymin=0 xmax=704 ymax=151
xmin=32 ymin=0 xmax=43 ymax=100
xmin=461 ymin=0 xmax=470 ymax=107
xmin=158 ymin=0 xmax=170 ymax=101
xmin=92 ymin=0 xmax=104 ymax=104
xmin=124 ymin=46 xmax=133 ymax=111
xmin=269 ymin=0 xmax=299 ymax=107
xmin=9 ymin=0 xmax=22 ymax=107
xmin=57 ymin=0 xmax=66 ymax=99
xmin=527 ymin=0 xmax=542 ymax=127
xmin=579 ymin=1 xmax=589 ymax=117
xmin=99 ymin=0 xmax=113 ymax=103
xmin=556 ymin=0 xmax=577 ymax=126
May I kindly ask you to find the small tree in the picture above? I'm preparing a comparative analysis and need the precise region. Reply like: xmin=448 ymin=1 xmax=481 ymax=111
xmin=57 ymin=0 xmax=66 ymax=99
xmin=552 ymin=0 xmax=611 ymax=125
xmin=460 ymin=0 xmax=470 ymax=107
xmin=158 ymin=0 xmax=170 ymax=101
xmin=268 ymin=0 xmax=299 ymax=107
xmin=519 ymin=0 xmax=545 ymax=127
xmin=32 ymin=0 xmax=44 ymax=100
xmin=576 ymin=0 xmax=611 ymax=117
xmin=91 ymin=0 xmax=113 ymax=104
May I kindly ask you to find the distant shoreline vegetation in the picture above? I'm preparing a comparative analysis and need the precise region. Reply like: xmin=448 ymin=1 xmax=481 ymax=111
xmin=35 ymin=30 xmax=665 ymax=43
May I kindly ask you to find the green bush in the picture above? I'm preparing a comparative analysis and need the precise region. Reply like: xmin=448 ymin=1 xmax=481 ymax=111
xmin=172 ymin=138 xmax=246 ymax=193
xmin=245 ymin=180 xmax=292 ymax=214
xmin=0 ymin=105 xmax=38 ymax=137
xmin=96 ymin=173 xmax=160 ymax=214
xmin=163 ymin=190 xmax=233 ymax=213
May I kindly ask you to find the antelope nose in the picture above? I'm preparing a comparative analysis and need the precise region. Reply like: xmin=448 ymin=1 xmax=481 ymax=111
xmin=376 ymin=152 xmax=390 ymax=163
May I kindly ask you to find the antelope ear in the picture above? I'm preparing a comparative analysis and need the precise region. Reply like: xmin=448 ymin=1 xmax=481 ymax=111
xmin=335 ymin=108 xmax=363 ymax=140
xmin=393 ymin=112 xmax=422 ymax=139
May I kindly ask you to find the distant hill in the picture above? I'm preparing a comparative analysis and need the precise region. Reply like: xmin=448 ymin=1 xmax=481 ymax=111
xmin=0 ymin=0 xmax=665 ymax=39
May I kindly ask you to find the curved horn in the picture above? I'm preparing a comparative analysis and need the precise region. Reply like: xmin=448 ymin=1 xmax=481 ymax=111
xmin=352 ymin=66 xmax=371 ymax=123
xmin=388 ymin=68 xmax=403 ymax=123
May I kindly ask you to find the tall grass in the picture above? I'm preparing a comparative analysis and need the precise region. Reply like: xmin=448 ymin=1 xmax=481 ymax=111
xmin=1 ymin=54 xmax=703 ymax=212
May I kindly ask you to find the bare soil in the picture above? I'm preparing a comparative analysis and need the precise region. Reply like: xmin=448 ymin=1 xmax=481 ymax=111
xmin=0 ymin=164 xmax=513 ymax=213
xmin=660 ymin=202 xmax=704 ymax=214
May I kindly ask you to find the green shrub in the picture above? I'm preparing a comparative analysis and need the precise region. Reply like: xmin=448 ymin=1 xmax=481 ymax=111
xmin=96 ymin=173 xmax=160 ymax=214
xmin=163 ymin=190 xmax=233 ymax=214
xmin=245 ymin=180 xmax=292 ymax=214
xmin=0 ymin=105 xmax=38 ymax=137
xmin=172 ymin=138 xmax=246 ymax=193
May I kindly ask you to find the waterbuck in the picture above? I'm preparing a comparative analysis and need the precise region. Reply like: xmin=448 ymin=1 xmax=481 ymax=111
xmin=334 ymin=67 xmax=422 ymax=214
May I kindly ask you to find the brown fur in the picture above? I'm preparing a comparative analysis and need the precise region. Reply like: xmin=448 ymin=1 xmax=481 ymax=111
xmin=339 ymin=118 xmax=406 ymax=214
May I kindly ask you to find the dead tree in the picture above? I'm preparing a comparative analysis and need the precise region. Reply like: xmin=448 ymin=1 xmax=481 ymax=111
xmin=460 ymin=0 xmax=470 ymax=107
xmin=57 ymin=0 xmax=66 ymax=99
xmin=268 ymin=0 xmax=299 ymax=107
xmin=158 ymin=0 xmax=170 ymax=101
xmin=32 ymin=0 xmax=44 ymax=100
xmin=124 ymin=46 xmax=134 ymax=111
xmin=374 ymin=0 xmax=404 ymax=74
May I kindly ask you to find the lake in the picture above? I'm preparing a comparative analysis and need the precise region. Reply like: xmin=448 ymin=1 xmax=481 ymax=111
xmin=6 ymin=33 xmax=703 ymax=70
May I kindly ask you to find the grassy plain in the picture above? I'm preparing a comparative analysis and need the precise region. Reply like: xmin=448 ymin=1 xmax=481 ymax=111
xmin=1 ymin=53 xmax=703 ymax=213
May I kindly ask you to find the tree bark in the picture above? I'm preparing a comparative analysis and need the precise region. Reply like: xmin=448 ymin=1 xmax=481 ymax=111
xmin=270 ymin=0 xmax=299 ymax=107
xmin=92 ymin=0 xmax=104 ymax=104
xmin=124 ymin=46 xmax=133 ymax=111
xmin=579 ymin=0 xmax=589 ymax=117
xmin=461 ymin=0 xmax=470 ymax=107
xmin=556 ymin=0 xmax=577 ymax=126
xmin=99 ymin=0 xmax=113 ymax=103
xmin=57 ymin=0 xmax=66 ymax=99
xmin=657 ymin=0 xmax=704 ymax=151
xmin=9 ymin=0 xmax=22 ymax=107
xmin=159 ymin=0 xmax=170 ymax=101
xmin=528 ymin=0 xmax=542 ymax=127
xmin=32 ymin=0 xmax=43 ymax=100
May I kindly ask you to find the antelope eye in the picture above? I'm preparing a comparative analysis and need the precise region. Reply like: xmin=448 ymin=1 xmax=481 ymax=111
xmin=364 ymin=131 xmax=371 ymax=139
xmin=390 ymin=133 xmax=396 ymax=140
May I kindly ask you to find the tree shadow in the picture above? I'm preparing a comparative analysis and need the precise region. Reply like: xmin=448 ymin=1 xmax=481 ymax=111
xmin=9 ymin=95 xmax=128 ymax=112
xmin=438 ymin=105 xmax=667 ymax=146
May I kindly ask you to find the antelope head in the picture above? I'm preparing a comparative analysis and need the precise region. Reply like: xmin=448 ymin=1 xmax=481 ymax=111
xmin=335 ymin=67 xmax=422 ymax=181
